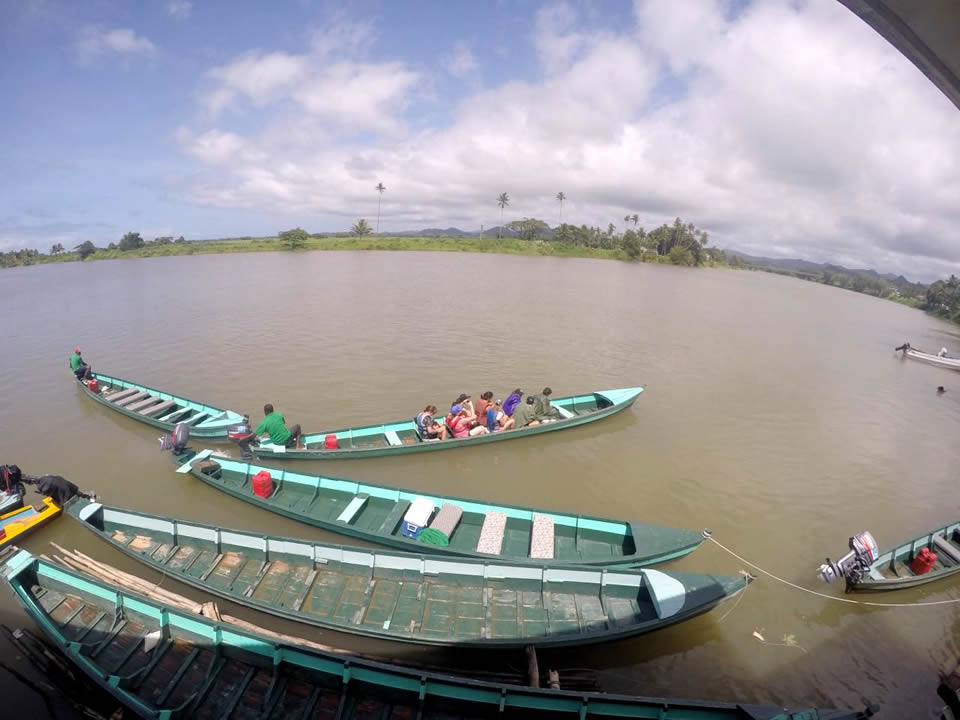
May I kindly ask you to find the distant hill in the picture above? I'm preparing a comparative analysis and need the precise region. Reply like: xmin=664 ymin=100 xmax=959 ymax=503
xmin=390 ymin=226 xmax=529 ymax=238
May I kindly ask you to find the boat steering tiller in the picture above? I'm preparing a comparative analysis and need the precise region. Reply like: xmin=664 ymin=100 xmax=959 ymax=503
xmin=817 ymin=531 xmax=879 ymax=584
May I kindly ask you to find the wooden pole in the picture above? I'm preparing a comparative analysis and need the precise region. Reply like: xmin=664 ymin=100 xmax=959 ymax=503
xmin=525 ymin=645 xmax=539 ymax=688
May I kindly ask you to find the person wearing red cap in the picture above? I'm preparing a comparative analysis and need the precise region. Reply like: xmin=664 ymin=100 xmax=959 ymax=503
xmin=69 ymin=347 xmax=92 ymax=380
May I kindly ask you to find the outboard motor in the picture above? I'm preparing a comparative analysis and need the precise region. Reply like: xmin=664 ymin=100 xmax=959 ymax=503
xmin=0 ymin=465 xmax=25 ymax=514
xmin=817 ymin=531 xmax=879 ymax=584
xmin=227 ymin=416 xmax=254 ymax=459
xmin=159 ymin=422 xmax=191 ymax=454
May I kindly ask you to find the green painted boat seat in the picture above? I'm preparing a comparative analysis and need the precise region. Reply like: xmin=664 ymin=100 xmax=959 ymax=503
xmin=529 ymin=514 xmax=555 ymax=559
xmin=115 ymin=391 xmax=149 ymax=407
xmin=107 ymin=388 xmax=139 ymax=403
xmin=642 ymin=569 xmax=685 ymax=619
xmin=176 ymin=449 xmax=212 ymax=473
xmin=377 ymin=500 xmax=410 ymax=535
xmin=185 ymin=413 xmax=210 ymax=425
xmin=158 ymin=408 xmax=190 ymax=422
xmin=476 ymin=511 xmax=507 ymax=555
xmin=934 ymin=536 xmax=960 ymax=565
xmin=556 ymin=406 xmax=575 ymax=420
xmin=404 ymin=497 xmax=435 ymax=527
xmin=336 ymin=494 xmax=369 ymax=524
xmin=126 ymin=396 xmax=160 ymax=413
xmin=428 ymin=504 xmax=463 ymax=539
xmin=384 ymin=430 xmax=402 ymax=447
xmin=142 ymin=400 xmax=175 ymax=417
xmin=868 ymin=567 xmax=885 ymax=580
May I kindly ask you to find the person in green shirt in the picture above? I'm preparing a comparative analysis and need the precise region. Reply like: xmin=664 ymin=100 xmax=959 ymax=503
xmin=532 ymin=386 xmax=560 ymax=420
xmin=254 ymin=403 xmax=302 ymax=448
xmin=69 ymin=347 xmax=92 ymax=380
xmin=510 ymin=395 xmax=540 ymax=430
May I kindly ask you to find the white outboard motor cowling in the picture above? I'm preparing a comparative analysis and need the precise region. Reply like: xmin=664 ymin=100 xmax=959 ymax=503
xmin=817 ymin=531 xmax=879 ymax=583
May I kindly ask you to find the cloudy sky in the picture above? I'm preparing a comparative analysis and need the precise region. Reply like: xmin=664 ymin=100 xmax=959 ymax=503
xmin=2 ymin=0 xmax=958 ymax=280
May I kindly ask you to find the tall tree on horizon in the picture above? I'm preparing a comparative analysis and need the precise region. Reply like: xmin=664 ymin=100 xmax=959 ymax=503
xmin=631 ymin=213 xmax=639 ymax=227
xmin=556 ymin=191 xmax=566 ymax=225
xmin=375 ymin=182 xmax=386 ymax=233
xmin=497 ymin=192 xmax=510 ymax=238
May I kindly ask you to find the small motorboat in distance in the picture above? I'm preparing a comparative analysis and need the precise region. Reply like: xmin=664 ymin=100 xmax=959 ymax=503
xmin=895 ymin=342 xmax=960 ymax=371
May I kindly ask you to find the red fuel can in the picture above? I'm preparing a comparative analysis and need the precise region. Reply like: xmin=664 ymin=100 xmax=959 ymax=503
xmin=911 ymin=547 xmax=937 ymax=575
xmin=324 ymin=434 xmax=339 ymax=449
xmin=86 ymin=379 xmax=100 ymax=393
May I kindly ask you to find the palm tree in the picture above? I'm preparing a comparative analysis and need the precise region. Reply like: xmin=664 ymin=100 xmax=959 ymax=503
xmin=352 ymin=219 xmax=373 ymax=237
xmin=624 ymin=215 xmax=631 ymax=226
xmin=497 ymin=192 xmax=510 ymax=238
xmin=375 ymin=182 xmax=386 ymax=233
xmin=631 ymin=213 xmax=639 ymax=227
xmin=556 ymin=191 xmax=566 ymax=225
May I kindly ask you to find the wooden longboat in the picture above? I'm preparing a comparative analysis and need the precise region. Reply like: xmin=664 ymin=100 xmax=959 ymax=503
xmin=172 ymin=449 xmax=705 ymax=569
xmin=0 ymin=497 xmax=60 ymax=550
xmin=848 ymin=520 xmax=960 ymax=592
xmin=253 ymin=387 xmax=643 ymax=459
xmin=77 ymin=372 xmax=245 ymax=439
xmin=68 ymin=498 xmax=748 ymax=648
xmin=2 ymin=550 xmax=874 ymax=720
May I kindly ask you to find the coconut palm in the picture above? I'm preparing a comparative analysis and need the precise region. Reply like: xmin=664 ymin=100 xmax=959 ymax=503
xmin=631 ymin=213 xmax=639 ymax=227
xmin=497 ymin=192 xmax=510 ymax=238
xmin=556 ymin=191 xmax=566 ymax=225
xmin=375 ymin=182 xmax=386 ymax=233
xmin=352 ymin=219 xmax=373 ymax=237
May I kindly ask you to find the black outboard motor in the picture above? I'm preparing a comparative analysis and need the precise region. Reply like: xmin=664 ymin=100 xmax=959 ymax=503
xmin=227 ymin=416 xmax=254 ymax=459
xmin=159 ymin=422 xmax=191 ymax=454
xmin=817 ymin=531 xmax=879 ymax=584
xmin=0 ymin=465 xmax=26 ymax=514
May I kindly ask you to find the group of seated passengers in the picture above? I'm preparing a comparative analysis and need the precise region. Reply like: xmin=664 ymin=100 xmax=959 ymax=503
xmin=415 ymin=387 xmax=561 ymax=440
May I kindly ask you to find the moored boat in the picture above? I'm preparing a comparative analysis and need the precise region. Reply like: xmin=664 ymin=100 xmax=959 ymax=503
xmin=77 ymin=371 xmax=245 ymax=438
xmin=252 ymin=387 xmax=643 ymax=459
xmin=2 ymin=549 xmax=874 ymax=720
xmin=68 ymin=498 xmax=748 ymax=648
xmin=895 ymin=343 xmax=960 ymax=371
xmin=0 ymin=497 xmax=60 ymax=550
xmin=171 ymin=449 xmax=705 ymax=568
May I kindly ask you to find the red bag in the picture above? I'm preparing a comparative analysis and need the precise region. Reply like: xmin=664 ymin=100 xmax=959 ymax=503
xmin=324 ymin=434 xmax=339 ymax=449
xmin=86 ymin=379 xmax=100 ymax=393
xmin=252 ymin=470 xmax=273 ymax=498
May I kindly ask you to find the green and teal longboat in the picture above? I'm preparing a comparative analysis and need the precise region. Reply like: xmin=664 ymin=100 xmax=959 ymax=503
xmin=3 ymin=550 xmax=874 ymax=720
xmin=77 ymin=372 xmax=245 ymax=439
xmin=253 ymin=387 xmax=643 ymax=460
xmin=846 ymin=520 xmax=960 ymax=592
xmin=68 ymin=498 xmax=748 ymax=648
xmin=172 ymin=449 xmax=705 ymax=569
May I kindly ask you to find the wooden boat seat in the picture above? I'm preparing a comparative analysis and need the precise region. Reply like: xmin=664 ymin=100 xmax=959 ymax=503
xmin=108 ymin=388 xmax=140 ymax=403
xmin=377 ymin=500 xmax=411 ymax=535
xmin=475 ymin=511 xmax=507 ymax=555
xmin=158 ymin=407 xmax=189 ymax=422
xmin=336 ymin=494 xmax=369 ymax=524
xmin=126 ymin=396 xmax=160 ymax=413
xmin=934 ymin=536 xmax=960 ymax=565
xmin=643 ymin=569 xmax=686 ymax=619
xmin=142 ymin=400 xmax=175 ymax=417
xmin=115 ymin=391 xmax=149 ymax=407
xmin=529 ymin=514 xmax=555 ymax=559
xmin=556 ymin=406 xmax=575 ymax=419
xmin=428 ymin=504 xmax=463 ymax=540
xmin=384 ymin=430 xmax=402 ymax=447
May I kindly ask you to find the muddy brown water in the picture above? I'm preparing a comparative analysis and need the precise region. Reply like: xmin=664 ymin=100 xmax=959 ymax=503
xmin=1 ymin=250 xmax=959 ymax=716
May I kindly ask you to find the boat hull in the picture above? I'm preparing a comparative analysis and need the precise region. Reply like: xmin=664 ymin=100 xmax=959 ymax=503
xmin=0 ymin=497 xmax=60 ymax=550
xmin=847 ymin=520 xmax=960 ymax=592
xmin=68 ymin=499 xmax=747 ymax=648
xmin=901 ymin=349 xmax=960 ymax=371
xmin=2 ymin=549 xmax=873 ymax=720
xmin=172 ymin=450 xmax=705 ymax=569
xmin=77 ymin=372 xmax=244 ymax=438
xmin=253 ymin=387 xmax=643 ymax=459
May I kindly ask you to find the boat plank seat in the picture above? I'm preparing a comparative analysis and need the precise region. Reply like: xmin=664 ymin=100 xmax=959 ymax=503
xmin=336 ymin=494 xmax=369 ymax=524
xmin=142 ymin=400 xmax=175 ymax=417
xmin=384 ymin=430 xmax=402 ymax=447
xmin=428 ymin=504 xmax=463 ymax=539
xmin=555 ymin=406 xmax=575 ymax=420
xmin=107 ymin=388 xmax=140 ymax=403
xmin=115 ymin=391 xmax=149 ymax=407
xmin=529 ymin=514 xmax=555 ymax=559
xmin=476 ymin=511 xmax=508 ymax=555
xmin=126 ymin=396 xmax=161 ymax=413
xmin=377 ymin=500 xmax=411 ymax=535
xmin=934 ymin=536 xmax=960 ymax=565
xmin=643 ymin=569 xmax=686 ymax=619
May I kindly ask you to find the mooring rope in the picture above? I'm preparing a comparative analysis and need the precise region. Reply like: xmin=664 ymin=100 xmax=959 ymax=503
xmin=703 ymin=530 xmax=960 ymax=608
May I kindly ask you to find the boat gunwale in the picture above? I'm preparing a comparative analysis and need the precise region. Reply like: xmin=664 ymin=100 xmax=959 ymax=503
xmin=67 ymin=499 xmax=741 ymax=648
xmin=2 ymin=549 xmax=866 ymax=720
xmin=175 ymin=449 xmax=705 ymax=568
xmin=252 ymin=387 xmax=643 ymax=459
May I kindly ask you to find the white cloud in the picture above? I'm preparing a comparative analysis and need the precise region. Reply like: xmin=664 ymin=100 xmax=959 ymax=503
xmin=168 ymin=1 xmax=192 ymax=19
xmin=175 ymin=0 xmax=960 ymax=280
xmin=446 ymin=41 xmax=478 ymax=78
xmin=76 ymin=27 xmax=156 ymax=63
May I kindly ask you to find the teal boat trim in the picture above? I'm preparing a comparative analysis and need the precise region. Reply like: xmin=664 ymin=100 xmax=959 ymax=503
xmin=68 ymin=498 xmax=749 ymax=648
xmin=77 ymin=372 xmax=244 ymax=439
xmin=253 ymin=387 xmax=643 ymax=459
xmin=2 ymin=549 xmax=874 ymax=720
xmin=171 ymin=449 xmax=705 ymax=569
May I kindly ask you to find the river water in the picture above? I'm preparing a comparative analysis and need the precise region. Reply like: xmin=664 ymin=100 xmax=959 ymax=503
xmin=1 ymin=250 xmax=959 ymax=716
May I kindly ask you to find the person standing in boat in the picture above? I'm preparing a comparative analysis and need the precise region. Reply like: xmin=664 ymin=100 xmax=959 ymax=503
xmin=532 ymin=387 xmax=560 ymax=420
xmin=254 ymin=404 xmax=302 ymax=449
xmin=502 ymin=389 xmax=523 ymax=417
xmin=69 ymin=347 xmax=92 ymax=380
